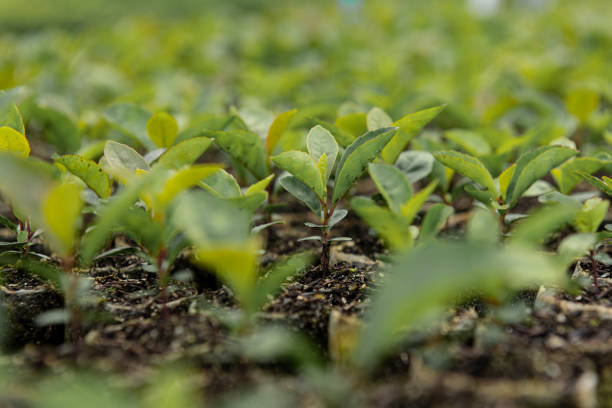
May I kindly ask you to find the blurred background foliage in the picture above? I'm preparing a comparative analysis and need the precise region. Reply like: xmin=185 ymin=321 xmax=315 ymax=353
xmin=1 ymin=0 xmax=611 ymax=138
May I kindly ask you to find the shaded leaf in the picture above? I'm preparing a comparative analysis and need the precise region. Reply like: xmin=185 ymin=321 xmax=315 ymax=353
xmin=395 ymin=151 xmax=434 ymax=183
xmin=419 ymin=204 xmax=453 ymax=243
xmin=207 ymin=130 xmax=267 ymax=179
xmin=368 ymin=163 xmax=412 ymax=213
xmin=278 ymin=174 xmax=322 ymax=216
xmin=333 ymin=127 xmax=396 ymax=203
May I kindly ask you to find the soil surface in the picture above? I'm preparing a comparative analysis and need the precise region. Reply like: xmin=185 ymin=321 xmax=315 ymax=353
xmin=1 ymin=187 xmax=612 ymax=407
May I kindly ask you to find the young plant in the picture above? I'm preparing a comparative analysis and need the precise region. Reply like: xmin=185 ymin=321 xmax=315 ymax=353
xmin=351 ymin=155 xmax=452 ymax=250
xmin=433 ymin=145 xmax=577 ymax=232
xmin=172 ymin=191 xmax=312 ymax=323
xmin=575 ymin=171 xmax=612 ymax=197
xmin=272 ymin=125 xmax=397 ymax=272
xmin=0 ymin=153 xmax=85 ymax=339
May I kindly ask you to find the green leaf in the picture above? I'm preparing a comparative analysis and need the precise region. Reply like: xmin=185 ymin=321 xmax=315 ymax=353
xmin=509 ymin=204 xmax=579 ymax=247
xmin=329 ymin=209 xmax=348 ymax=227
xmin=0 ymin=97 xmax=25 ymax=134
xmin=0 ymin=126 xmax=29 ymax=157
xmin=366 ymin=107 xmax=393 ymax=131
xmin=498 ymin=163 xmax=516 ymax=202
xmin=41 ymin=182 xmax=83 ymax=257
xmin=249 ymin=252 xmax=313 ymax=314
xmin=81 ymin=170 xmax=158 ymax=265
xmin=308 ymin=118 xmax=355 ymax=148
xmin=267 ymin=109 xmax=297 ymax=156
xmin=351 ymin=196 xmax=412 ymax=249
xmin=155 ymin=136 xmax=212 ymax=170
xmin=103 ymin=103 xmax=154 ymax=150
xmin=419 ymin=204 xmax=453 ymax=243
xmin=444 ymin=129 xmax=491 ymax=156
xmin=433 ymin=150 xmax=498 ymax=199
xmin=32 ymin=103 xmax=81 ymax=154
xmin=368 ymin=163 xmax=412 ymax=213
xmin=154 ymin=164 xmax=222 ymax=212
xmin=102 ymin=140 xmax=150 ymax=183
xmin=466 ymin=209 xmax=500 ymax=244
xmin=552 ymin=156 xmax=611 ymax=194
xmin=55 ymin=154 xmax=111 ymax=198
xmin=505 ymin=146 xmax=577 ymax=206
xmin=207 ymin=130 xmax=267 ymax=179
xmin=173 ymin=190 xmax=252 ymax=245
xmin=278 ymin=174 xmax=322 ymax=216
xmin=381 ymin=105 xmax=445 ymax=164
xmin=575 ymin=171 xmax=612 ymax=196
xmin=400 ymin=181 xmax=437 ymax=225
xmin=245 ymin=174 xmax=275 ymax=196
xmin=0 ymin=153 xmax=56 ymax=231
xmin=272 ymin=151 xmax=325 ymax=200
xmin=395 ymin=151 xmax=434 ymax=183
xmin=335 ymin=112 xmax=367 ymax=139
xmin=201 ymin=169 xmax=242 ymax=199
xmin=558 ymin=233 xmax=598 ymax=266
xmin=353 ymin=241 xmax=566 ymax=369
xmin=333 ymin=127 xmax=396 ymax=203
xmin=574 ymin=197 xmax=609 ymax=234
xmin=306 ymin=125 xmax=338 ymax=181
xmin=146 ymin=112 xmax=178 ymax=148
xmin=565 ymin=88 xmax=599 ymax=122
xmin=464 ymin=184 xmax=496 ymax=208
xmin=0 ymin=214 xmax=16 ymax=231
xmin=228 ymin=192 xmax=268 ymax=216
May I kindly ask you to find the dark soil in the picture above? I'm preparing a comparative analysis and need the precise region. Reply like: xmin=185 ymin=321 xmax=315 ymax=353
xmin=1 ymin=189 xmax=612 ymax=407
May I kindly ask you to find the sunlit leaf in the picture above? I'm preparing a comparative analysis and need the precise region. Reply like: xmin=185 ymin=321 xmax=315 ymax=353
xmin=155 ymin=136 xmax=212 ymax=170
xmin=0 ymin=126 xmax=29 ymax=157
xmin=42 ymin=182 xmax=83 ymax=257
xmin=272 ymin=151 xmax=325 ymax=200
xmin=267 ymin=108 xmax=297 ymax=156
xmin=381 ymin=105 xmax=445 ymax=164
xmin=400 ymin=181 xmax=437 ymax=224
xmin=307 ymin=125 xmax=338 ymax=181
xmin=146 ymin=112 xmax=178 ymax=148
xmin=366 ymin=107 xmax=393 ymax=131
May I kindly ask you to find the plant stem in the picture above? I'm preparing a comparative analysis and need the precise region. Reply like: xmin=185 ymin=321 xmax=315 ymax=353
xmin=321 ymin=206 xmax=330 ymax=274
xmin=590 ymin=249 xmax=599 ymax=290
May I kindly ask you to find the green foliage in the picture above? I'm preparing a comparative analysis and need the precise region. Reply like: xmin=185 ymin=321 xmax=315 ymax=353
xmin=353 ymin=240 xmax=568 ymax=369
xmin=146 ymin=112 xmax=179 ymax=148
xmin=55 ymin=154 xmax=111 ymax=198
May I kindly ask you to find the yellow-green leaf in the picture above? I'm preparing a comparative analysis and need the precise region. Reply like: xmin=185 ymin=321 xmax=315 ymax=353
xmin=381 ymin=105 xmax=445 ymax=164
xmin=498 ymin=163 xmax=516 ymax=202
xmin=351 ymin=196 xmax=413 ymax=249
xmin=155 ymin=136 xmax=212 ymax=170
xmin=245 ymin=174 xmax=275 ymax=196
xmin=42 ymin=182 xmax=83 ymax=257
xmin=566 ymin=88 xmax=599 ymax=123
xmin=0 ymin=126 xmax=30 ymax=157
xmin=147 ymin=112 xmax=179 ymax=148
xmin=55 ymin=154 xmax=111 ymax=198
xmin=155 ymin=165 xmax=222 ymax=212
xmin=271 ymin=150 xmax=325 ymax=200
xmin=433 ymin=150 xmax=498 ymax=199
xmin=266 ymin=109 xmax=297 ymax=156
xmin=400 ymin=181 xmax=437 ymax=224
xmin=551 ymin=156 xmax=611 ymax=194
xmin=335 ymin=112 xmax=367 ymax=139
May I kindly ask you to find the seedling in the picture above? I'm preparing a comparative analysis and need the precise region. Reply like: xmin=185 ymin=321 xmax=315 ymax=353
xmin=351 ymin=156 xmax=452 ymax=250
xmin=433 ymin=145 xmax=577 ymax=232
xmin=272 ymin=125 xmax=397 ymax=272
xmin=172 ymin=191 xmax=313 ymax=323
